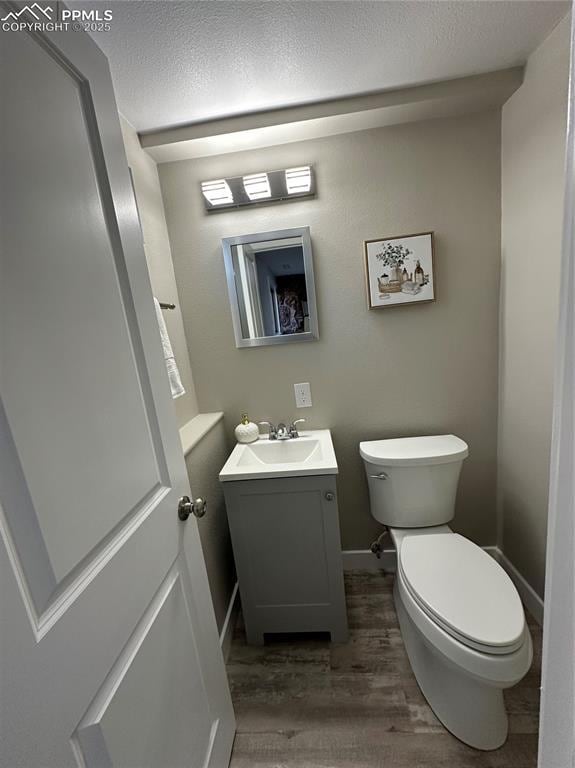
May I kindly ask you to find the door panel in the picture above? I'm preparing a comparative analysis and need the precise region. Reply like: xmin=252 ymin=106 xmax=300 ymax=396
xmin=74 ymin=560 xmax=217 ymax=768
xmin=1 ymin=24 xmax=163 ymax=586
xmin=0 ymin=7 xmax=235 ymax=767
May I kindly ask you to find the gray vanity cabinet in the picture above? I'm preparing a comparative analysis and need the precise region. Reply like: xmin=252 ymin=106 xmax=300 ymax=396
xmin=222 ymin=474 xmax=348 ymax=645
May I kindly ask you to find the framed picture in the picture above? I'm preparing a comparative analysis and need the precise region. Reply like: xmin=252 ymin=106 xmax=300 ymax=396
xmin=364 ymin=231 xmax=435 ymax=309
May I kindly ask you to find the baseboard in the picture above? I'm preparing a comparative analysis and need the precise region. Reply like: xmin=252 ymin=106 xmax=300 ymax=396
xmin=493 ymin=550 xmax=544 ymax=626
xmin=482 ymin=545 xmax=499 ymax=560
xmin=342 ymin=545 xmax=544 ymax=626
xmin=342 ymin=548 xmax=397 ymax=572
xmin=219 ymin=581 xmax=239 ymax=661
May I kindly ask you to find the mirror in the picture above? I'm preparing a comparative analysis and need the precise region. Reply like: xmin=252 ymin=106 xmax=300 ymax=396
xmin=222 ymin=227 xmax=319 ymax=348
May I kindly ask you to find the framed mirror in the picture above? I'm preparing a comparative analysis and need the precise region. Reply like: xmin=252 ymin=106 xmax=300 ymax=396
xmin=222 ymin=227 xmax=319 ymax=348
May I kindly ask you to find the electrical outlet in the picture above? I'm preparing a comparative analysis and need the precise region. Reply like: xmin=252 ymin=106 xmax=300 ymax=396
xmin=294 ymin=382 xmax=312 ymax=408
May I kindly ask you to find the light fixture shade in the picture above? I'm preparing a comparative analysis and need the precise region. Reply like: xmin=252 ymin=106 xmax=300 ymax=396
xmin=201 ymin=179 xmax=233 ymax=206
xmin=200 ymin=166 xmax=315 ymax=212
xmin=285 ymin=166 xmax=312 ymax=194
xmin=243 ymin=173 xmax=271 ymax=201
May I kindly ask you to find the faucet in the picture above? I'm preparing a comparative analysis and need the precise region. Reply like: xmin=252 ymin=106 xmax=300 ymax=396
xmin=276 ymin=423 xmax=290 ymax=440
xmin=259 ymin=421 xmax=278 ymax=440
xmin=289 ymin=419 xmax=306 ymax=438
xmin=259 ymin=419 xmax=306 ymax=440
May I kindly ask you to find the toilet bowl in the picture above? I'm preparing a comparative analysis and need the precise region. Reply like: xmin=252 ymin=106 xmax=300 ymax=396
xmin=360 ymin=435 xmax=532 ymax=750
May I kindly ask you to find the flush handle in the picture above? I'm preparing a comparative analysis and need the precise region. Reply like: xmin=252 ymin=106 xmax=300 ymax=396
xmin=369 ymin=472 xmax=389 ymax=480
xmin=178 ymin=495 xmax=207 ymax=521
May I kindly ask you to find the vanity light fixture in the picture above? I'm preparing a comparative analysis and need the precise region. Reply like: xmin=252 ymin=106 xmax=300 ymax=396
xmin=243 ymin=172 xmax=271 ymax=201
xmin=285 ymin=166 xmax=312 ymax=194
xmin=201 ymin=179 xmax=233 ymax=206
xmin=200 ymin=165 xmax=315 ymax=212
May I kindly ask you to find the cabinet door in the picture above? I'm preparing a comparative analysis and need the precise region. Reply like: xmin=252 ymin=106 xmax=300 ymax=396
xmin=224 ymin=475 xmax=348 ymax=644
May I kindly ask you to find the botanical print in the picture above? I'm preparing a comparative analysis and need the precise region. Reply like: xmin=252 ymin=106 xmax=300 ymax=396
xmin=365 ymin=232 xmax=435 ymax=309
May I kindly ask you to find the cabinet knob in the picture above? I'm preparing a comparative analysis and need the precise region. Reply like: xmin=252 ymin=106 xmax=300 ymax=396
xmin=325 ymin=492 xmax=335 ymax=502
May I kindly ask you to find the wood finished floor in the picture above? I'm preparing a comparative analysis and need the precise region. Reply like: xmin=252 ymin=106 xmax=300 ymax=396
xmin=227 ymin=570 xmax=542 ymax=768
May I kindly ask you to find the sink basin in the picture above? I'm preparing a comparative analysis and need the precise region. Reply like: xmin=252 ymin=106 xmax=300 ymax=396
xmin=219 ymin=429 xmax=338 ymax=481
xmin=237 ymin=439 xmax=322 ymax=466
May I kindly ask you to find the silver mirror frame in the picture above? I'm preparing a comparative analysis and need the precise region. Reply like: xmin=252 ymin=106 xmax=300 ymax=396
xmin=222 ymin=226 xmax=319 ymax=349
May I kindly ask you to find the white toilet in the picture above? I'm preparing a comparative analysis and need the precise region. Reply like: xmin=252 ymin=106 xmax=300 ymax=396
xmin=360 ymin=434 xmax=532 ymax=751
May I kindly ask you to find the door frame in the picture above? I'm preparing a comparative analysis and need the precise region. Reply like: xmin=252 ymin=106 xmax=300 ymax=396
xmin=538 ymin=9 xmax=575 ymax=767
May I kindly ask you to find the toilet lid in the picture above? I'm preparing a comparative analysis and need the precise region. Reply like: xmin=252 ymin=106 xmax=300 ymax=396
xmin=399 ymin=534 xmax=525 ymax=654
xmin=360 ymin=434 xmax=468 ymax=467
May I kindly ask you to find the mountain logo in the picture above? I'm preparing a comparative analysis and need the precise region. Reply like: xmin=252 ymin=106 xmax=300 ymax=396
xmin=1 ymin=3 xmax=53 ymax=21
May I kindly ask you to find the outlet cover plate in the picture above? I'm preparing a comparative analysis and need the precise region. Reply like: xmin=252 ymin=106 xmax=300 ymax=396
xmin=294 ymin=382 xmax=312 ymax=408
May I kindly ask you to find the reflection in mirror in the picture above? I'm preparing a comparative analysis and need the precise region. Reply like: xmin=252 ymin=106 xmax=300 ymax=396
xmin=222 ymin=227 xmax=319 ymax=348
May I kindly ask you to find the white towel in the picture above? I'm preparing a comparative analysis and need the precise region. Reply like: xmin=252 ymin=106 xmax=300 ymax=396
xmin=154 ymin=297 xmax=185 ymax=399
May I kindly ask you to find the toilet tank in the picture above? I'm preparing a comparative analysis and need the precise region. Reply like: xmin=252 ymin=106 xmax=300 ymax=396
xmin=360 ymin=435 xmax=468 ymax=528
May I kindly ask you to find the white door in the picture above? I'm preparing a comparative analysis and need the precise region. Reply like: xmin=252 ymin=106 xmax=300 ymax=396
xmin=0 ymin=9 xmax=235 ymax=768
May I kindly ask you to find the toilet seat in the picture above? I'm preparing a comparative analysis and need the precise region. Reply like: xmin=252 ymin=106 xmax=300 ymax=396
xmin=398 ymin=533 xmax=525 ymax=655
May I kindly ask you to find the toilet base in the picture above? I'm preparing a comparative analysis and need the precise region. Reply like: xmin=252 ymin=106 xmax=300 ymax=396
xmin=394 ymin=579 xmax=508 ymax=751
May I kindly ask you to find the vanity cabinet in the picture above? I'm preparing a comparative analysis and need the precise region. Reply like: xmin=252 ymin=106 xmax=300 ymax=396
xmin=222 ymin=474 xmax=348 ymax=645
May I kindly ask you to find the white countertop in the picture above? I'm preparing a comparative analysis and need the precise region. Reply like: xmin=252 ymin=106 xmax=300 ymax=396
xmin=219 ymin=429 xmax=338 ymax=482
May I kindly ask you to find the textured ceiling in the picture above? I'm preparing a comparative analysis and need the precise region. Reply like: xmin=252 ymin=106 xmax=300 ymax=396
xmin=86 ymin=0 xmax=569 ymax=133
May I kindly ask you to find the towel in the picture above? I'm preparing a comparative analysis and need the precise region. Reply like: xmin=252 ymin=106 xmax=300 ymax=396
xmin=153 ymin=297 xmax=185 ymax=399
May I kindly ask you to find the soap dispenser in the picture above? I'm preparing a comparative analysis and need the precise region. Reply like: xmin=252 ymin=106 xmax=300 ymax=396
xmin=234 ymin=413 xmax=259 ymax=444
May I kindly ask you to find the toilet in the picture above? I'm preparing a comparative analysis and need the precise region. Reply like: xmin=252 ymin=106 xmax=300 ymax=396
xmin=360 ymin=435 xmax=532 ymax=751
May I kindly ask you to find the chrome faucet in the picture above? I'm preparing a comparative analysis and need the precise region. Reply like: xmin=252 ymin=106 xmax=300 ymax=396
xmin=259 ymin=419 xmax=306 ymax=440
xmin=276 ymin=422 xmax=290 ymax=440
xmin=289 ymin=419 xmax=306 ymax=438
xmin=259 ymin=421 xmax=278 ymax=440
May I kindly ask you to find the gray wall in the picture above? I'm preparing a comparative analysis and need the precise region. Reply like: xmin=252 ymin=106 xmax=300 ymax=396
xmin=499 ymin=13 xmax=570 ymax=598
xmin=121 ymin=117 xmax=199 ymax=427
xmin=160 ymin=110 xmax=502 ymax=550
xmin=122 ymin=117 xmax=235 ymax=631
xmin=184 ymin=420 xmax=236 ymax=632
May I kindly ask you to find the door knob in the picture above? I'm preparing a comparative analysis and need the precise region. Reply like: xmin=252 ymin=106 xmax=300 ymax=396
xmin=325 ymin=492 xmax=335 ymax=501
xmin=178 ymin=495 xmax=207 ymax=521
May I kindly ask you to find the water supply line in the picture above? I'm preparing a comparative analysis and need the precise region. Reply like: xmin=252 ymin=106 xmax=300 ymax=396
xmin=370 ymin=527 xmax=390 ymax=559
